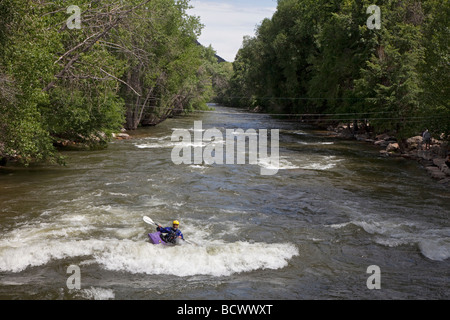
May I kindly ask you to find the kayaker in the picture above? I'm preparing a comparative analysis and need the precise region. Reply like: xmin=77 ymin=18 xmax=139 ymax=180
xmin=157 ymin=220 xmax=184 ymax=244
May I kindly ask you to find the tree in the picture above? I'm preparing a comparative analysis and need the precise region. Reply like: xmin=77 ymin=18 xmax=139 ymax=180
xmin=224 ymin=0 xmax=449 ymax=140
xmin=0 ymin=0 xmax=217 ymax=165
xmin=419 ymin=0 xmax=450 ymax=137
xmin=0 ymin=0 xmax=60 ymax=164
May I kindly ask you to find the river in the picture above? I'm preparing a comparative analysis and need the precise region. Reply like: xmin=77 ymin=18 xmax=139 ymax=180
xmin=0 ymin=105 xmax=449 ymax=300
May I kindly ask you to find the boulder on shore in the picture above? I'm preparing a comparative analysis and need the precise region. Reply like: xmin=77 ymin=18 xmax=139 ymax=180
xmin=375 ymin=140 xmax=390 ymax=148
xmin=326 ymin=124 xmax=449 ymax=185
xmin=386 ymin=143 xmax=400 ymax=153
xmin=374 ymin=134 xmax=397 ymax=149
xmin=406 ymin=136 xmax=423 ymax=151
xmin=113 ymin=133 xmax=131 ymax=140
xmin=375 ymin=133 xmax=393 ymax=141
xmin=374 ymin=135 xmax=449 ymax=184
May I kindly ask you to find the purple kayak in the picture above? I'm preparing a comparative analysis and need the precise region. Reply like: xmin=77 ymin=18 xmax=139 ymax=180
xmin=148 ymin=232 xmax=183 ymax=246
xmin=148 ymin=232 xmax=167 ymax=245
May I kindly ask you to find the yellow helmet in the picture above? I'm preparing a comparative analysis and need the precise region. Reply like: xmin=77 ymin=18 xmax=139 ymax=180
xmin=173 ymin=220 xmax=180 ymax=225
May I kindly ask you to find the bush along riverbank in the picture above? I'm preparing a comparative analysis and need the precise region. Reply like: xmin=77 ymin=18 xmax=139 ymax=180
xmin=0 ymin=0 xmax=224 ymax=168
xmin=329 ymin=124 xmax=450 ymax=185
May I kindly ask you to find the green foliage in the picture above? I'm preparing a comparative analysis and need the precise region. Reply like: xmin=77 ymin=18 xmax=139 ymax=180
xmin=226 ymin=0 xmax=450 ymax=140
xmin=0 ymin=0 xmax=215 ymax=165
xmin=418 ymin=0 xmax=450 ymax=136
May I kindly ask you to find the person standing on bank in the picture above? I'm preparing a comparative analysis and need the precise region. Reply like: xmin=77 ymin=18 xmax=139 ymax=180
xmin=423 ymin=129 xmax=432 ymax=150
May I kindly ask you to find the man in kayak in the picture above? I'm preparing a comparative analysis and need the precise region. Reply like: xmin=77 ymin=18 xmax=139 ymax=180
xmin=157 ymin=220 xmax=184 ymax=244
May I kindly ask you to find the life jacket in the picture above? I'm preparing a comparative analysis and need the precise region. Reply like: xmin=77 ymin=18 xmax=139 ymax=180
xmin=160 ymin=228 xmax=178 ymax=244
xmin=164 ymin=232 xmax=176 ymax=244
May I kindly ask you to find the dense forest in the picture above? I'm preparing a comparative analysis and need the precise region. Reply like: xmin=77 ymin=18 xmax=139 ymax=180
xmin=216 ymin=0 xmax=449 ymax=143
xmin=1 ymin=0 xmax=448 ymax=166
xmin=0 ymin=0 xmax=225 ymax=165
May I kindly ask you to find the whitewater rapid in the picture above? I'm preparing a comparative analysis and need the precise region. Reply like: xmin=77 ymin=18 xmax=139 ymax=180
xmin=0 ymin=208 xmax=299 ymax=276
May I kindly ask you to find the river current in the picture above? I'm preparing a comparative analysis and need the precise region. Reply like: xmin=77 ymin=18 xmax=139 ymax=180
xmin=0 ymin=105 xmax=448 ymax=299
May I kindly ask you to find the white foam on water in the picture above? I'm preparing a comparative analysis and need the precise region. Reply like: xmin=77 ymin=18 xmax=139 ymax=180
xmin=3 ymin=221 xmax=96 ymax=243
xmin=0 ymin=239 xmax=106 ymax=272
xmin=142 ymin=135 xmax=172 ymax=141
xmin=0 ymin=211 xmax=299 ymax=276
xmin=74 ymin=287 xmax=115 ymax=300
xmin=297 ymin=141 xmax=334 ymax=145
xmin=329 ymin=222 xmax=349 ymax=229
xmin=135 ymin=140 xmax=209 ymax=149
xmin=289 ymin=130 xmax=308 ymax=135
xmin=113 ymin=228 xmax=142 ymax=239
xmin=171 ymin=127 xmax=205 ymax=134
xmin=189 ymin=165 xmax=210 ymax=171
xmin=0 ymin=237 xmax=299 ymax=277
xmin=258 ymin=157 xmax=299 ymax=171
xmin=171 ymin=202 xmax=185 ymax=207
xmin=297 ymin=155 xmax=343 ymax=171
xmin=108 ymin=192 xmax=130 ymax=197
xmin=329 ymin=220 xmax=450 ymax=261
xmin=418 ymin=239 xmax=450 ymax=262
xmin=134 ymin=141 xmax=177 ymax=149
xmin=134 ymin=135 xmax=178 ymax=149
xmin=95 ymin=240 xmax=299 ymax=277
xmin=300 ymin=162 xmax=336 ymax=170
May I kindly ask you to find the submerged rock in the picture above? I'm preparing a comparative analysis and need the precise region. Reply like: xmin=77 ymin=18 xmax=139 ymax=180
xmin=379 ymin=150 xmax=390 ymax=157
xmin=425 ymin=166 xmax=447 ymax=180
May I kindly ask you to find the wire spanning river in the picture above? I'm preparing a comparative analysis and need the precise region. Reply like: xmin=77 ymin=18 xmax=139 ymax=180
xmin=0 ymin=105 xmax=449 ymax=299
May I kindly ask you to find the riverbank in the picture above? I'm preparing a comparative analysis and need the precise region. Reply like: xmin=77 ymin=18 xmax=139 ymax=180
xmin=328 ymin=124 xmax=450 ymax=185
xmin=248 ymin=105 xmax=450 ymax=185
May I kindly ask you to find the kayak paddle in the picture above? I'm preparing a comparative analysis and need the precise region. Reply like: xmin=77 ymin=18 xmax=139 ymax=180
xmin=143 ymin=216 xmax=158 ymax=226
